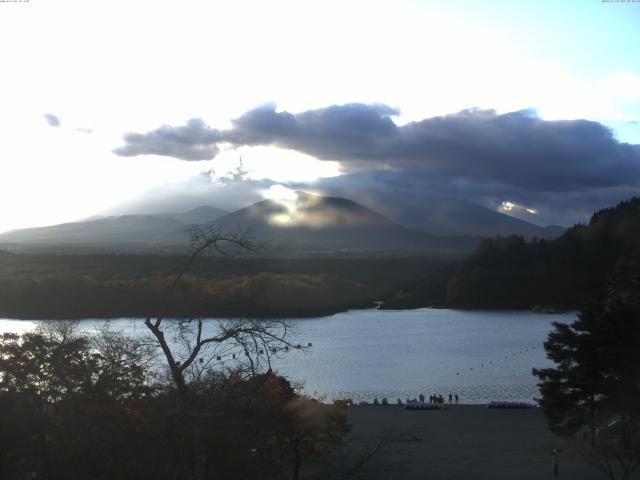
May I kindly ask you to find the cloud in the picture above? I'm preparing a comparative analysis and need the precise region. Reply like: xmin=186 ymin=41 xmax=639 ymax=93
xmin=103 ymin=164 xmax=274 ymax=216
xmin=115 ymin=104 xmax=640 ymax=192
xmin=225 ymin=103 xmax=400 ymax=160
xmin=113 ymin=118 xmax=223 ymax=160
xmin=499 ymin=201 xmax=537 ymax=216
xmin=113 ymin=104 xmax=640 ymax=226
xmin=225 ymin=104 xmax=640 ymax=192
xmin=43 ymin=113 xmax=61 ymax=127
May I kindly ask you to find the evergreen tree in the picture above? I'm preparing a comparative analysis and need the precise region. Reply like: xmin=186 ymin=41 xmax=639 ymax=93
xmin=533 ymin=247 xmax=640 ymax=480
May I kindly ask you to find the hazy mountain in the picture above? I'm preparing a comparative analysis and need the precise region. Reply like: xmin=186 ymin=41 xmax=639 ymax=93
xmin=177 ymin=206 xmax=227 ymax=225
xmin=212 ymin=191 xmax=477 ymax=255
xmin=4 ymin=192 xmax=562 ymax=255
xmin=0 ymin=214 xmax=188 ymax=251
xmin=373 ymin=196 xmax=565 ymax=238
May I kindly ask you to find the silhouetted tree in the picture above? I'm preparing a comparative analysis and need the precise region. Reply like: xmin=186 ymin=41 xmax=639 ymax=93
xmin=0 ymin=324 xmax=157 ymax=479
xmin=143 ymin=224 xmax=317 ymax=479
xmin=218 ymin=371 xmax=350 ymax=480
xmin=143 ymin=224 xmax=301 ymax=403
xmin=533 ymin=306 xmax=607 ymax=445
xmin=534 ymin=248 xmax=640 ymax=480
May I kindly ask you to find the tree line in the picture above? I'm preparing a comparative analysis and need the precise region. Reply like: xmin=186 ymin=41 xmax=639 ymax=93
xmin=388 ymin=196 xmax=640 ymax=310
xmin=0 ymin=251 xmax=444 ymax=319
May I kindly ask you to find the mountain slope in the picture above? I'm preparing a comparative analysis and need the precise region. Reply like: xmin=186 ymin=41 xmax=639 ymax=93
xmin=0 ymin=193 xmax=480 ymax=255
xmin=0 ymin=215 xmax=186 ymax=248
xmin=316 ymin=173 xmax=565 ymax=238
xmin=391 ymin=196 xmax=565 ymax=238
xmin=0 ymin=207 xmax=220 ymax=252
xmin=212 ymin=191 xmax=477 ymax=254
xmin=177 ymin=206 xmax=227 ymax=225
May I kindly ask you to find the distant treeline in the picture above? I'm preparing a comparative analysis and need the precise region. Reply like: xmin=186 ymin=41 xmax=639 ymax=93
xmin=0 ymin=254 xmax=449 ymax=318
xmin=386 ymin=196 xmax=640 ymax=310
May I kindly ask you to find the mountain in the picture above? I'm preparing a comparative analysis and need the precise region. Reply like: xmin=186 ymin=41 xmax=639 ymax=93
xmin=373 ymin=195 xmax=565 ymax=238
xmin=215 ymin=191 xmax=398 ymax=231
xmin=176 ymin=206 xmax=227 ymax=225
xmin=0 ymin=191 xmax=566 ymax=256
xmin=315 ymin=173 xmax=566 ymax=238
xmin=212 ymin=191 xmax=477 ymax=255
xmin=0 ymin=193 xmax=483 ymax=255
xmin=0 ymin=206 xmax=223 ymax=253
xmin=0 ymin=214 xmax=188 ymax=251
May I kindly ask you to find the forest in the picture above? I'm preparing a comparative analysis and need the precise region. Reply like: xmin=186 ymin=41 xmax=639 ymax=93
xmin=387 ymin=197 xmax=640 ymax=310
xmin=0 ymin=253 xmax=450 ymax=318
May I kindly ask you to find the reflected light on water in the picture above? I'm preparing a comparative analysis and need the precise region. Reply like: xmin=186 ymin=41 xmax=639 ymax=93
xmin=0 ymin=320 xmax=38 ymax=335
xmin=0 ymin=309 xmax=576 ymax=404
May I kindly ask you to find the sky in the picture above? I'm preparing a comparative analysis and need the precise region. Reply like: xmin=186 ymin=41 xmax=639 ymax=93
xmin=0 ymin=0 xmax=639 ymax=233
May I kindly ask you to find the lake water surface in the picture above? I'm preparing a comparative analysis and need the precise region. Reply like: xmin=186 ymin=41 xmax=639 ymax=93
xmin=0 ymin=309 xmax=575 ymax=404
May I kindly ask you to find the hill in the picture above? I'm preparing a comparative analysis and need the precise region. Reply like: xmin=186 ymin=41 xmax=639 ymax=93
xmin=177 ymin=205 xmax=227 ymax=224
xmin=0 ymin=214 xmax=187 ymax=250
xmin=0 ymin=207 xmax=227 ymax=253
xmin=316 ymin=173 xmax=565 ymax=238
xmin=212 ymin=191 xmax=477 ymax=255
xmin=389 ymin=196 xmax=565 ymax=238
xmin=0 ymin=192 xmax=563 ymax=256
xmin=385 ymin=196 xmax=640 ymax=309
xmin=0 ymin=193 xmax=478 ymax=255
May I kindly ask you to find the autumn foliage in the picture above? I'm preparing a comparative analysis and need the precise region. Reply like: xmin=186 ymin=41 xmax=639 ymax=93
xmin=0 ymin=327 xmax=349 ymax=480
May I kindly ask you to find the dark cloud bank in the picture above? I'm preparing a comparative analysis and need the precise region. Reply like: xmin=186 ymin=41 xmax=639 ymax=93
xmin=114 ymin=118 xmax=223 ymax=160
xmin=113 ymin=104 xmax=640 ymax=226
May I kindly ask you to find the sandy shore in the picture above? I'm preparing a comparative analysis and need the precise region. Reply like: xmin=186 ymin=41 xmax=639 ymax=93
xmin=321 ymin=404 xmax=605 ymax=480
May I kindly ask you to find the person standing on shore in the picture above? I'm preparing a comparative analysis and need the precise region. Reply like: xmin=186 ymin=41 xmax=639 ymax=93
xmin=448 ymin=393 xmax=453 ymax=404
xmin=455 ymin=393 xmax=459 ymax=404
xmin=552 ymin=449 xmax=559 ymax=476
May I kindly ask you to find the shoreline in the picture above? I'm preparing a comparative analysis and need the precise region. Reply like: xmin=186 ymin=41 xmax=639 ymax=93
xmin=0 ymin=305 xmax=578 ymax=322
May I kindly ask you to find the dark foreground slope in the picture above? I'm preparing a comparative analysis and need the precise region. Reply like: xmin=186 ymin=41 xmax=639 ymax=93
xmin=336 ymin=406 xmax=600 ymax=480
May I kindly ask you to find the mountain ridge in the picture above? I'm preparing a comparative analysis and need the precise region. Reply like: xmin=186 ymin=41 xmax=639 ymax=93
xmin=0 ymin=191 xmax=561 ymax=255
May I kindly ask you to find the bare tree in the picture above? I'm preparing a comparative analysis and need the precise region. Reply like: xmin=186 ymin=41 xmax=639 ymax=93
xmin=137 ymin=224 xmax=317 ymax=480
xmin=143 ymin=224 xmax=303 ymax=404
xmin=577 ymin=426 xmax=640 ymax=480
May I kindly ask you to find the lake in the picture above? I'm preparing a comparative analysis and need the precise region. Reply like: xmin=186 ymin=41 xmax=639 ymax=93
xmin=0 ymin=308 xmax=574 ymax=404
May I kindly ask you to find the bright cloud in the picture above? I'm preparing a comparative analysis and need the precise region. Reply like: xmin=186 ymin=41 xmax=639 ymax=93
xmin=263 ymin=184 xmax=298 ymax=202
xmin=500 ymin=201 xmax=538 ymax=216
